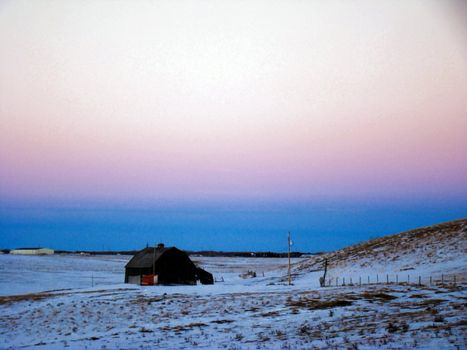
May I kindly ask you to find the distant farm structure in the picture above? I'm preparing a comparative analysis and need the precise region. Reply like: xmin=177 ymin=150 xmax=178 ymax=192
xmin=10 ymin=248 xmax=54 ymax=256
xmin=125 ymin=244 xmax=213 ymax=285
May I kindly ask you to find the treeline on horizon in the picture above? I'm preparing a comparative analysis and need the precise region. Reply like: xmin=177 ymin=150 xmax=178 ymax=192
xmin=1 ymin=249 xmax=318 ymax=258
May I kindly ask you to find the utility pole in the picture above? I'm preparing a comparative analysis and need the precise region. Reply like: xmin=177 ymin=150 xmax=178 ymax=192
xmin=288 ymin=232 xmax=292 ymax=285
xmin=153 ymin=243 xmax=156 ymax=276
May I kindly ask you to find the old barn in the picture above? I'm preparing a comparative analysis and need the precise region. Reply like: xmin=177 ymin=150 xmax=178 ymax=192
xmin=125 ymin=244 xmax=213 ymax=285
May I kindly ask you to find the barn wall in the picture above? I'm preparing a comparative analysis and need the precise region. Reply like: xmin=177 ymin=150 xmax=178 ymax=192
xmin=156 ymin=251 xmax=197 ymax=285
xmin=125 ymin=267 xmax=153 ymax=283
xmin=127 ymin=275 xmax=141 ymax=285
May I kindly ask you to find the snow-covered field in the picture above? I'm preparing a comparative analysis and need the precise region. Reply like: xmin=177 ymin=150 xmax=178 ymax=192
xmin=0 ymin=220 xmax=466 ymax=349
xmin=0 ymin=254 xmax=129 ymax=296
xmin=0 ymin=254 xmax=298 ymax=296
xmin=0 ymin=251 xmax=465 ymax=349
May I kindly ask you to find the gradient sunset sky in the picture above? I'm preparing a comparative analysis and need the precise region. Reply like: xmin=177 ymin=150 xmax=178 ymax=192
xmin=0 ymin=1 xmax=466 ymax=251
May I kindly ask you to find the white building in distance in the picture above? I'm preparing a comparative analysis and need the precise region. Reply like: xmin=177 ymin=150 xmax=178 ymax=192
xmin=10 ymin=247 xmax=54 ymax=255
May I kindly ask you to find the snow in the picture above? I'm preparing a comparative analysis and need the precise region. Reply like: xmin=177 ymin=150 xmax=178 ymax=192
xmin=0 ymin=251 xmax=465 ymax=349
xmin=0 ymin=254 xmax=129 ymax=296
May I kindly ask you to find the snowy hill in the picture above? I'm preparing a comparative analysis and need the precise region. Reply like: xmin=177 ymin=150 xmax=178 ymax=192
xmin=0 ymin=221 xmax=466 ymax=349
xmin=295 ymin=218 xmax=467 ymax=283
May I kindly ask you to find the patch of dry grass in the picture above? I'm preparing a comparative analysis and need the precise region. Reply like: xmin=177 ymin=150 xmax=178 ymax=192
xmin=361 ymin=291 xmax=397 ymax=301
xmin=160 ymin=322 xmax=208 ymax=332
xmin=0 ymin=288 xmax=137 ymax=306
xmin=288 ymin=298 xmax=353 ymax=310
xmin=0 ymin=293 xmax=55 ymax=305
xmin=211 ymin=319 xmax=234 ymax=324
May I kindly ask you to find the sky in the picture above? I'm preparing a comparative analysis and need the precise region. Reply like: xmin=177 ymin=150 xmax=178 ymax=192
xmin=1 ymin=0 xmax=466 ymax=251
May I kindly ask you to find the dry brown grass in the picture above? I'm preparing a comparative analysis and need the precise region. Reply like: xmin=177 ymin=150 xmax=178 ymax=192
xmin=211 ymin=319 xmax=234 ymax=324
xmin=361 ymin=291 xmax=397 ymax=301
xmin=0 ymin=288 xmax=137 ymax=306
xmin=288 ymin=298 xmax=353 ymax=310
xmin=417 ymin=298 xmax=447 ymax=306
xmin=160 ymin=322 xmax=208 ymax=332
xmin=0 ymin=293 xmax=55 ymax=305
xmin=257 ymin=310 xmax=280 ymax=317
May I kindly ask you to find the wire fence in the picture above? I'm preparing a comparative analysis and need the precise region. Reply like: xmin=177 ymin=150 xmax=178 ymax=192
xmin=323 ymin=273 xmax=463 ymax=288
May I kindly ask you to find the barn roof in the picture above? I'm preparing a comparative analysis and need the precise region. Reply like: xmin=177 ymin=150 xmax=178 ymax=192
xmin=125 ymin=246 xmax=176 ymax=269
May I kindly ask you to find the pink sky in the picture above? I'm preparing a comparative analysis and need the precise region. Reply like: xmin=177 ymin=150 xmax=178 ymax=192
xmin=1 ymin=0 xmax=466 ymax=202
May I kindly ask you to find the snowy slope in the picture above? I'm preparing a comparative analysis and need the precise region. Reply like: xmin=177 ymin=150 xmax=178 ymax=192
xmin=293 ymin=219 xmax=467 ymax=287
